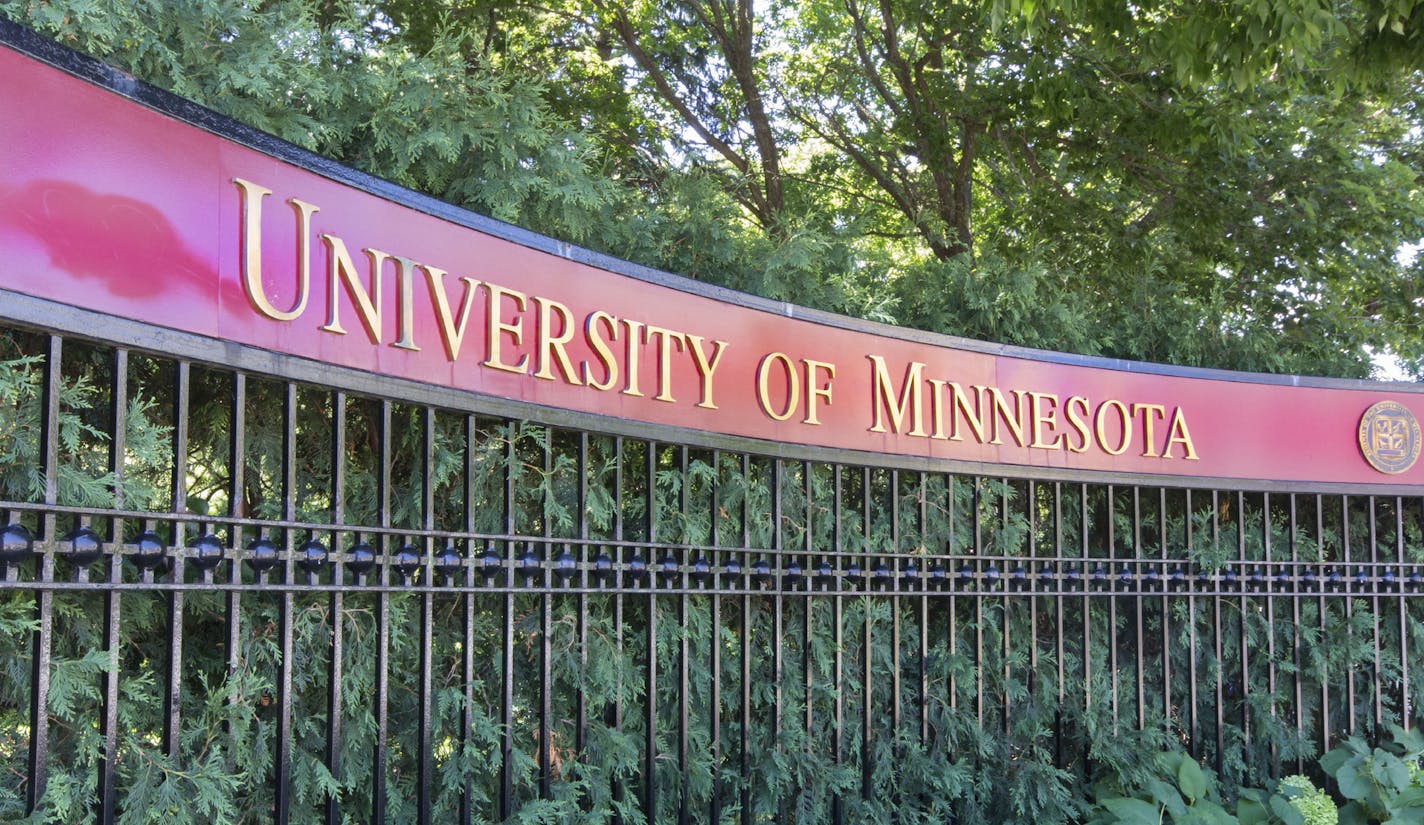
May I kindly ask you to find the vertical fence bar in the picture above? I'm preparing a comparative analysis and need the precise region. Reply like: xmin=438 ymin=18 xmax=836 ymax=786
xmin=1107 ymin=484 xmax=1120 ymax=733
xmin=1027 ymin=480 xmax=1039 ymax=710
xmin=1212 ymin=490 xmax=1225 ymax=774
xmin=808 ymin=461 xmax=820 ymax=797
xmin=226 ymin=371 xmax=246 ymax=756
xmin=973 ymin=478 xmax=984 ymax=729
xmin=458 ymin=416 xmax=477 ymax=825
xmin=644 ymin=441 xmax=658 ymax=823
xmin=889 ymin=470 xmax=902 ymax=749
xmin=804 ymin=461 xmax=817 ymax=813
xmin=1369 ymin=496 xmax=1383 ymax=735
xmin=1289 ymin=494 xmax=1304 ymax=773
xmin=417 ymin=407 xmax=435 ymax=824
xmin=1133 ymin=486 xmax=1145 ymax=731
xmin=539 ymin=427 xmax=554 ymax=803
xmin=1343 ymin=495 xmax=1357 ymax=735
xmin=710 ymin=449 xmax=722 ymax=825
xmin=679 ymin=446 xmax=691 ymax=825
xmin=1399 ymin=497 xmax=1411 ymax=730
xmin=499 ymin=424 xmax=516 ymax=819
xmin=26 ymin=334 xmax=60 ymax=814
xmin=325 ymin=392 xmax=346 ymax=825
xmin=163 ymin=360 xmax=189 ymax=761
xmin=274 ymin=382 xmax=297 ymax=825
xmin=772 ymin=459 xmax=785 ymax=823
xmin=1186 ymin=489 xmax=1199 ymax=759
xmin=1105 ymin=484 xmax=1116 ymax=729
xmin=740 ymin=453 xmax=752 ymax=825
xmin=1081 ymin=484 xmax=1091 ymax=735
xmin=998 ymin=479 xmax=1009 ymax=735
xmin=97 ymin=348 xmax=127 ymax=825
xmin=948 ymin=475 xmax=958 ymax=715
xmin=576 ymin=433 xmax=590 ymax=774
xmin=919 ymin=471 xmax=930 ymax=747
xmin=1159 ymin=488 xmax=1171 ymax=729
xmin=612 ymin=436 xmax=627 ymax=824
xmin=832 ymin=465 xmax=845 ymax=825
xmin=1264 ymin=492 xmax=1278 ymax=774
xmin=1053 ymin=482 xmax=1067 ymax=765
xmin=886 ymin=468 xmax=903 ymax=820
xmin=861 ymin=466 xmax=873 ymax=802
xmin=1318 ymin=494 xmax=1331 ymax=753
xmin=1237 ymin=491 xmax=1251 ymax=752
xmin=372 ymin=400 xmax=392 ymax=825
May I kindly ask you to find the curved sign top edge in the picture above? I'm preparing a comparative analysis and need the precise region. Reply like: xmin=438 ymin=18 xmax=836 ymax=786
xmin=0 ymin=24 xmax=1419 ymax=488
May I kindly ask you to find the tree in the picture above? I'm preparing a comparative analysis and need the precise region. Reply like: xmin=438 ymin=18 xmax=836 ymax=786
xmin=481 ymin=0 xmax=1423 ymax=375
xmin=3 ymin=0 xmax=1421 ymax=380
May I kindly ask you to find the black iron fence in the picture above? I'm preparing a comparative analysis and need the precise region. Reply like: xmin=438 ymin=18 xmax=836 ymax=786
xmin=0 ymin=316 xmax=1421 ymax=824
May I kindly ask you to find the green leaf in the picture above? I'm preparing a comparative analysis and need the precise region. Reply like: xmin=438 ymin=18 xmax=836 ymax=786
xmin=1324 ymin=740 xmax=1370 ymax=770
xmin=1102 ymin=797 xmax=1162 ymax=825
xmin=1148 ymin=780 xmax=1187 ymax=816
xmin=1391 ymin=724 xmax=1424 ymax=758
xmin=1336 ymin=755 xmax=1371 ymax=800
xmin=1238 ymin=798 xmax=1270 ymax=825
xmin=1375 ymin=751 xmax=1413 ymax=791
xmin=1269 ymin=795 xmax=1305 ymax=825
xmin=1187 ymin=800 xmax=1238 ymax=825
xmin=1178 ymin=756 xmax=1208 ymax=803
xmin=1338 ymin=802 xmax=1370 ymax=825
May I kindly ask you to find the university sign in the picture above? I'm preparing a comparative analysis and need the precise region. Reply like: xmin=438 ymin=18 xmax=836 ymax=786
xmin=1 ymin=32 xmax=1420 ymax=489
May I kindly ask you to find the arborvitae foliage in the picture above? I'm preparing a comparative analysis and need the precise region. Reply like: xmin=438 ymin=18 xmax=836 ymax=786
xmin=1 ymin=337 xmax=1421 ymax=823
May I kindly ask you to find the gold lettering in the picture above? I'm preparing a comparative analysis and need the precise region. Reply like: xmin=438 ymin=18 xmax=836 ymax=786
xmin=803 ymin=359 xmax=836 ymax=425
xmin=1132 ymin=403 xmax=1167 ymax=458
xmin=948 ymin=382 xmax=987 ymax=443
xmin=318 ymin=237 xmax=384 ymax=343
xmin=392 ymin=255 xmax=420 ymax=351
xmin=482 ymin=283 xmax=528 ymax=374
xmin=867 ymin=356 xmax=925 ymax=435
xmin=926 ymin=380 xmax=949 ymax=439
xmin=1030 ymin=392 xmax=1063 ymax=450
xmin=988 ymin=388 xmax=1028 ymax=446
xmin=234 ymin=178 xmax=315 ymax=321
xmin=686 ymin=335 xmax=727 ymax=409
xmin=622 ymin=319 xmax=646 ymax=397
xmin=422 ymin=266 xmax=481 ymax=361
xmin=582 ymin=311 xmax=619 ymax=391
xmin=1094 ymin=399 xmax=1131 ymax=456
xmin=757 ymin=352 xmax=799 ymax=421
xmin=533 ymin=297 xmax=581 ymax=384
xmin=1064 ymin=396 xmax=1091 ymax=453
xmin=644 ymin=326 xmax=686 ymax=403
xmin=1163 ymin=408 xmax=1199 ymax=459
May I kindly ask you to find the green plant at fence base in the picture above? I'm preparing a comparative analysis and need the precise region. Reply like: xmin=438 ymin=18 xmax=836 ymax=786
xmin=1087 ymin=751 xmax=1303 ymax=825
xmin=1279 ymin=775 xmax=1338 ymax=825
xmin=1319 ymin=725 xmax=1424 ymax=824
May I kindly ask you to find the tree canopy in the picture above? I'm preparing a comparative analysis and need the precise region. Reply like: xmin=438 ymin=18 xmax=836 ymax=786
xmin=3 ymin=0 xmax=1422 ymax=377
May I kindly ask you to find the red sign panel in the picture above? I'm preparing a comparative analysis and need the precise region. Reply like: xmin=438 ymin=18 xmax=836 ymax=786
xmin=2 ymin=43 xmax=1421 ymax=487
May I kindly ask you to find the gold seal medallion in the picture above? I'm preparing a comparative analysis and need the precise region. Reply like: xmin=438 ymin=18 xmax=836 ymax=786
xmin=1358 ymin=401 xmax=1421 ymax=474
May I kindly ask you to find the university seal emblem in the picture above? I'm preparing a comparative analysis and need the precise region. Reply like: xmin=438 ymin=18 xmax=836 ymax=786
xmin=1358 ymin=401 xmax=1421 ymax=475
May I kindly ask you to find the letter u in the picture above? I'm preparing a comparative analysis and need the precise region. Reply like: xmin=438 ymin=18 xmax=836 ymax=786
xmin=234 ymin=178 xmax=318 ymax=321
